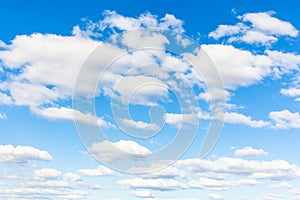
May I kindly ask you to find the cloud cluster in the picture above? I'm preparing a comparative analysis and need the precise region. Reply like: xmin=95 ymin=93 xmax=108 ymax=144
xmin=0 ymin=144 xmax=52 ymax=164
xmin=209 ymin=11 xmax=299 ymax=45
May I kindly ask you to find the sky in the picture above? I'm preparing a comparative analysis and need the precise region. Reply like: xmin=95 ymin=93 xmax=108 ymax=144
xmin=1 ymin=0 xmax=300 ymax=199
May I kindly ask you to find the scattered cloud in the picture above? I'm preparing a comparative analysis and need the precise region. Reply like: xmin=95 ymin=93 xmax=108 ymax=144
xmin=78 ymin=165 xmax=119 ymax=176
xmin=32 ymin=106 xmax=110 ymax=127
xmin=89 ymin=140 xmax=151 ymax=162
xmin=234 ymin=146 xmax=268 ymax=157
xmin=34 ymin=168 xmax=62 ymax=179
xmin=209 ymin=11 xmax=299 ymax=45
xmin=208 ymin=193 xmax=224 ymax=200
xmin=0 ymin=145 xmax=52 ymax=164
xmin=269 ymin=110 xmax=300 ymax=129
xmin=225 ymin=112 xmax=270 ymax=128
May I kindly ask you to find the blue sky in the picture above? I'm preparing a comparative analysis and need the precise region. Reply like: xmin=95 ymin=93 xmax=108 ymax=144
xmin=1 ymin=0 xmax=300 ymax=199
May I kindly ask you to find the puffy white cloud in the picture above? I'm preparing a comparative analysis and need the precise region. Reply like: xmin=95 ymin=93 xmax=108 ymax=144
xmin=0 ymin=92 xmax=13 ymax=105
xmin=234 ymin=146 xmax=268 ymax=157
xmin=201 ymin=44 xmax=272 ymax=89
xmin=177 ymin=157 xmax=300 ymax=181
xmin=225 ymin=112 xmax=270 ymax=128
xmin=34 ymin=168 xmax=62 ymax=179
xmin=241 ymin=12 xmax=299 ymax=37
xmin=209 ymin=23 xmax=248 ymax=40
xmin=142 ymin=166 xmax=188 ymax=179
xmin=121 ymin=118 xmax=160 ymax=131
xmin=269 ymin=110 xmax=300 ymax=129
xmin=0 ymin=145 xmax=52 ymax=164
xmin=281 ymin=87 xmax=300 ymax=98
xmin=115 ymin=75 xmax=169 ymax=106
xmin=208 ymin=193 xmax=224 ymax=200
xmin=32 ymin=106 xmax=110 ymax=127
xmin=99 ymin=10 xmax=184 ymax=33
xmin=231 ymin=30 xmax=278 ymax=45
xmin=209 ymin=11 xmax=299 ymax=45
xmin=89 ymin=140 xmax=151 ymax=162
xmin=78 ymin=165 xmax=119 ymax=176
xmin=63 ymin=173 xmax=81 ymax=182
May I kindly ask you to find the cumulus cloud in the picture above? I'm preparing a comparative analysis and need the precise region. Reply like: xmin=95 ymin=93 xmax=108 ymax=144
xmin=0 ymin=145 xmax=52 ymax=164
xmin=32 ymin=106 xmax=110 ymax=127
xmin=225 ymin=112 xmax=270 ymax=128
xmin=234 ymin=146 xmax=268 ymax=157
xmin=34 ymin=168 xmax=62 ymax=179
xmin=177 ymin=157 xmax=300 ymax=181
xmin=209 ymin=11 xmax=299 ymax=45
xmin=208 ymin=193 xmax=224 ymax=200
xmin=78 ymin=165 xmax=119 ymax=176
xmin=121 ymin=118 xmax=160 ymax=131
xmin=89 ymin=140 xmax=151 ymax=162
xmin=269 ymin=110 xmax=300 ymax=129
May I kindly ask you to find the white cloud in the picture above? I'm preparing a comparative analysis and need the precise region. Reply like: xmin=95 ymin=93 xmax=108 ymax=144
xmin=233 ymin=30 xmax=278 ymax=45
xmin=241 ymin=12 xmax=299 ymax=37
xmin=281 ymin=87 xmax=300 ymax=98
xmin=269 ymin=110 xmax=300 ymax=129
xmin=142 ymin=166 xmax=188 ymax=179
xmin=0 ymin=145 xmax=52 ymax=164
xmin=208 ymin=194 xmax=224 ymax=200
xmin=209 ymin=11 xmax=299 ymax=46
xmin=115 ymin=75 xmax=169 ymax=106
xmin=34 ymin=168 xmax=62 ymax=179
xmin=132 ymin=190 xmax=154 ymax=198
xmin=269 ymin=182 xmax=293 ymax=189
xmin=225 ymin=112 xmax=270 ymax=128
xmin=118 ymin=178 xmax=187 ymax=191
xmin=209 ymin=23 xmax=247 ymax=40
xmin=78 ymin=165 xmax=119 ymax=176
xmin=32 ymin=106 xmax=110 ymax=127
xmin=89 ymin=140 xmax=151 ymax=162
xmin=0 ymin=113 xmax=6 ymax=119
xmin=99 ymin=10 xmax=184 ymax=33
xmin=0 ymin=92 xmax=13 ymax=105
xmin=201 ymin=44 xmax=272 ymax=89
xmin=63 ymin=173 xmax=81 ymax=182
xmin=234 ymin=146 xmax=268 ymax=157
xmin=177 ymin=157 xmax=300 ymax=181
xmin=164 ymin=113 xmax=199 ymax=127
xmin=121 ymin=118 xmax=160 ymax=131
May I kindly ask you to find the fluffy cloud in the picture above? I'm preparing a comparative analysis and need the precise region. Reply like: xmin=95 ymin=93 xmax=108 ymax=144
xmin=234 ymin=146 xmax=268 ymax=157
xmin=89 ymin=140 xmax=151 ymax=162
xmin=201 ymin=44 xmax=272 ymax=89
xmin=0 ymin=145 xmax=52 ymax=164
xmin=208 ymin=194 xmax=224 ymax=200
xmin=34 ymin=168 xmax=62 ymax=179
xmin=99 ymin=10 xmax=184 ymax=33
xmin=177 ymin=157 xmax=300 ymax=181
xmin=209 ymin=11 xmax=299 ymax=45
xmin=32 ymin=107 xmax=110 ymax=127
xmin=78 ymin=165 xmax=119 ymax=176
xmin=224 ymin=112 xmax=270 ymax=128
xmin=269 ymin=110 xmax=300 ymax=129
xmin=241 ymin=12 xmax=299 ymax=37
xmin=121 ymin=119 xmax=160 ymax=131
